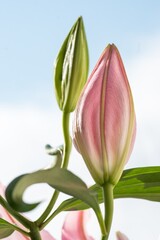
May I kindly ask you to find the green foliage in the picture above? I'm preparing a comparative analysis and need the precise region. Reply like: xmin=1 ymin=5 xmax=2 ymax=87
xmin=54 ymin=166 xmax=160 ymax=211
xmin=5 ymin=166 xmax=160 ymax=214
xmin=0 ymin=219 xmax=15 ymax=239
xmin=5 ymin=167 xmax=100 ymax=214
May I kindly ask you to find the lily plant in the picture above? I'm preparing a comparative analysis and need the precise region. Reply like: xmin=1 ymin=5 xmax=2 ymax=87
xmin=0 ymin=16 xmax=160 ymax=240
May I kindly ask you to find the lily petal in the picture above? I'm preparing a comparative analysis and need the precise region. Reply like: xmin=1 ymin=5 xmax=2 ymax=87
xmin=62 ymin=210 xmax=94 ymax=240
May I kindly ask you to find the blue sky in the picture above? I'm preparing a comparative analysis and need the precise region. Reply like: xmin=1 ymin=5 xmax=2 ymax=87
xmin=0 ymin=0 xmax=160 ymax=107
xmin=1 ymin=1 xmax=160 ymax=240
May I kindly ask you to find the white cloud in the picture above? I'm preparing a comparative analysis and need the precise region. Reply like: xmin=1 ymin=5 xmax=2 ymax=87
xmin=0 ymin=106 xmax=63 ymax=182
xmin=127 ymin=35 xmax=160 ymax=168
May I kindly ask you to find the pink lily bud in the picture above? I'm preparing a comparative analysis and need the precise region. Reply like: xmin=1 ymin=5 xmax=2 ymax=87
xmin=116 ymin=231 xmax=129 ymax=240
xmin=73 ymin=44 xmax=136 ymax=185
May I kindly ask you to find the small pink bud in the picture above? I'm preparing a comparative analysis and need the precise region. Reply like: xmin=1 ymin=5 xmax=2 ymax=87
xmin=116 ymin=231 xmax=129 ymax=240
xmin=73 ymin=44 xmax=136 ymax=185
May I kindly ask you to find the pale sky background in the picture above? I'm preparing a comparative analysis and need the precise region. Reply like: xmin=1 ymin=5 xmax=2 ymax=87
xmin=1 ymin=1 xmax=160 ymax=239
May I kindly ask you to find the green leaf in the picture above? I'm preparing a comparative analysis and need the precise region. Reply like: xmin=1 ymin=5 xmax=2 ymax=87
xmin=5 ymin=174 xmax=41 ymax=212
xmin=115 ymin=166 xmax=160 ymax=201
xmin=5 ymin=167 xmax=99 ymax=213
xmin=0 ymin=218 xmax=15 ymax=239
xmin=55 ymin=166 xmax=160 ymax=211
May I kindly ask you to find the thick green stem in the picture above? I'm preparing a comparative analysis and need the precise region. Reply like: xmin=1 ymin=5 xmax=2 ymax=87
xmin=101 ymin=236 xmax=108 ymax=240
xmin=102 ymin=182 xmax=114 ymax=240
xmin=30 ymin=223 xmax=42 ymax=240
xmin=61 ymin=111 xmax=72 ymax=168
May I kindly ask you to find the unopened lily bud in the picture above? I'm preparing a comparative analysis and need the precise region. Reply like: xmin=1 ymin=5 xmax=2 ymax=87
xmin=54 ymin=16 xmax=89 ymax=113
xmin=73 ymin=44 xmax=136 ymax=185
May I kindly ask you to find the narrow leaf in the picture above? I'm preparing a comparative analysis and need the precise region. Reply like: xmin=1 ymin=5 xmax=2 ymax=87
xmin=5 ymin=174 xmax=40 ymax=212
xmin=5 ymin=167 xmax=99 ymax=213
xmin=114 ymin=166 xmax=160 ymax=201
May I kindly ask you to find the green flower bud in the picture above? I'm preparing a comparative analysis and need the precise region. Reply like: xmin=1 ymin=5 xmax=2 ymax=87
xmin=54 ymin=16 xmax=89 ymax=112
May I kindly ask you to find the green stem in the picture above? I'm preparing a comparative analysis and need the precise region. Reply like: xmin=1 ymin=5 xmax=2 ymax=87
xmin=39 ymin=208 xmax=59 ymax=230
xmin=102 ymin=182 xmax=114 ymax=240
xmin=101 ymin=236 xmax=108 ymax=240
xmin=29 ymin=223 xmax=42 ymax=240
xmin=10 ymin=224 xmax=30 ymax=236
xmin=36 ymin=190 xmax=59 ymax=226
xmin=36 ymin=111 xmax=72 ymax=228
xmin=0 ymin=196 xmax=32 ymax=229
xmin=61 ymin=111 xmax=72 ymax=168
xmin=95 ymin=208 xmax=107 ymax=239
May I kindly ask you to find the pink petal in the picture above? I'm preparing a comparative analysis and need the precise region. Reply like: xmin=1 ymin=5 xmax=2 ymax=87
xmin=103 ymin=45 xmax=136 ymax=183
xmin=73 ymin=44 xmax=136 ymax=185
xmin=62 ymin=211 xmax=94 ymax=240
xmin=73 ymin=47 xmax=110 ymax=184
xmin=116 ymin=231 xmax=129 ymax=240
